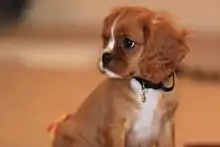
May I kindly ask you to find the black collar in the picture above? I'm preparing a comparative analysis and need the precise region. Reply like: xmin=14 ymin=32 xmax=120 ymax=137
xmin=134 ymin=73 xmax=175 ymax=92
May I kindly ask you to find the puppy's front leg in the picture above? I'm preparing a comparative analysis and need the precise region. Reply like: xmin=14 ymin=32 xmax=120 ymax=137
xmin=155 ymin=98 xmax=178 ymax=147
xmin=106 ymin=120 xmax=126 ymax=147
xmin=156 ymin=121 xmax=175 ymax=147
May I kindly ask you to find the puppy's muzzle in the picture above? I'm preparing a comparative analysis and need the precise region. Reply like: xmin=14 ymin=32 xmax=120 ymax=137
xmin=102 ymin=52 xmax=113 ymax=67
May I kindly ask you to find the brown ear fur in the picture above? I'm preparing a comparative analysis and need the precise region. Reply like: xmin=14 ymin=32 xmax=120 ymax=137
xmin=139 ymin=14 xmax=189 ymax=84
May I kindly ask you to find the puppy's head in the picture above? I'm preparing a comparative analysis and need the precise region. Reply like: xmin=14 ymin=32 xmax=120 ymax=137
xmin=99 ymin=6 xmax=189 ymax=83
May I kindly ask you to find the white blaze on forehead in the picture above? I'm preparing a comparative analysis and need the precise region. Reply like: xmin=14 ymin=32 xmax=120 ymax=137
xmin=99 ymin=14 xmax=122 ymax=79
xmin=104 ymin=15 xmax=121 ymax=52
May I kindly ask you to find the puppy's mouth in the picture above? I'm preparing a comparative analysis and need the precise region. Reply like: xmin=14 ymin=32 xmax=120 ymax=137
xmin=98 ymin=59 xmax=136 ymax=79
xmin=100 ymin=67 xmax=135 ymax=79
xmin=101 ymin=68 xmax=122 ymax=79
xmin=98 ymin=65 xmax=105 ymax=74
xmin=98 ymin=61 xmax=122 ymax=78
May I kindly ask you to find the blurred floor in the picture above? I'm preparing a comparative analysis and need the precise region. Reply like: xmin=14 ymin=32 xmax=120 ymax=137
xmin=1 ymin=33 xmax=220 ymax=147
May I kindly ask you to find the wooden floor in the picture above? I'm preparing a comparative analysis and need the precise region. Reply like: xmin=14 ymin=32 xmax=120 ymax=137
xmin=1 ymin=35 xmax=220 ymax=147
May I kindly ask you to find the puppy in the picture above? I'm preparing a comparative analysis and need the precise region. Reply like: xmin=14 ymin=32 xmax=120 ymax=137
xmin=50 ymin=6 xmax=189 ymax=147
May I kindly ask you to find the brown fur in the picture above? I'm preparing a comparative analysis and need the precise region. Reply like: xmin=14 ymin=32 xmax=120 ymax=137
xmin=53 ymin=79 xmax=138 ymax=147
xmin=52 ymin=6 xmax=187 ymax=147
xmin=139 ymin=14 xmax=189 ymax=83
xmin=101 ymin=6 xmax=189 ymax=83
xmin=52 ymin=78 xmax=178 ymax=147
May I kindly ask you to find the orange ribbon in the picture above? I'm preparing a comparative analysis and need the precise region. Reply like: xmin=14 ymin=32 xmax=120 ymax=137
xmin=47 ymin=113 xmax=71 ymax=138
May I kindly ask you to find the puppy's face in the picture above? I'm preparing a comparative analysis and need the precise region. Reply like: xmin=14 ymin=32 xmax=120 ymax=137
xmin=99 ymin=6 xmax=189 ymax=83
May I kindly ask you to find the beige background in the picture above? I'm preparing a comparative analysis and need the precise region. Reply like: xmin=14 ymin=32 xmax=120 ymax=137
xmin=1 ymin=0 xmax=220 ymax=147
xmin=23 ymin=0 xmax=220 ymax=32
xmin=1 ymin=37 xmax=220 ymax=147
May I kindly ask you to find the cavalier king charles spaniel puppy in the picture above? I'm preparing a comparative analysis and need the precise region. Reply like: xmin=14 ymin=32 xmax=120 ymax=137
xmin=51 ymin=6 xmax=190 ymax=147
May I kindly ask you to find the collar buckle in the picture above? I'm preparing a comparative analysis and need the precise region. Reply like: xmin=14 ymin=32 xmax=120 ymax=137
xmin=141 ymin=84 xmax=147 ymax=103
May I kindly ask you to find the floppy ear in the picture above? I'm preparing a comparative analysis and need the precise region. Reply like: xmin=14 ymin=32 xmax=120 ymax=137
xmin=139 ymin=14 xmax=189 ymax=84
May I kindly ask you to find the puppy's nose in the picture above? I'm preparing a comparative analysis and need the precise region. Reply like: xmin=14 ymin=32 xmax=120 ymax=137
xmin=102 ymin=52 xmax=112 ymax=66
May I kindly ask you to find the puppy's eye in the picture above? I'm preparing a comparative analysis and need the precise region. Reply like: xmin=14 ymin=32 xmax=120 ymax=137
xmin=122 ymin=37 xmax=135 ymax=49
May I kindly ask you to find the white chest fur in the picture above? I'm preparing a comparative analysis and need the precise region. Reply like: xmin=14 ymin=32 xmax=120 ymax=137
xmin=128 ymin=79 xmax=163 ymax=145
